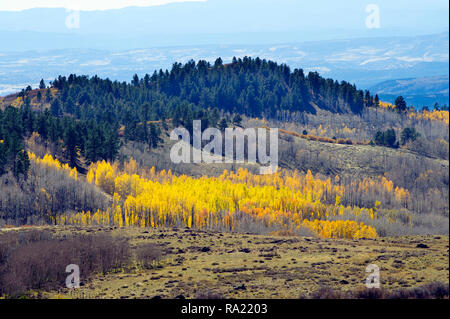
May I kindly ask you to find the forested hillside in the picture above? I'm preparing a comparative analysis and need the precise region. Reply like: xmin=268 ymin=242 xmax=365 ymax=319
xmin=0 ymin=57 xmax=377 ymax=174
xmin=0 ymin=57 xmax=448 ymax=238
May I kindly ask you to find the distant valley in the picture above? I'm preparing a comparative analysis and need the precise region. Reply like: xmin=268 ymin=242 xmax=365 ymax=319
xmin=1 ymin=32 xmax=448 ymax=108
xmin=370 ymin=75 xmax=449 ymax=107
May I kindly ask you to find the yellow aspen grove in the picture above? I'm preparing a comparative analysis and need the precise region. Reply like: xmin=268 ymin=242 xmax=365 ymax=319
xmin=28 ymin=152 xmax=78 ymax=180
xmin=86 ymin=169 xmax=95 ymax=184
xmin=93 ymin=161 xmax=116 ymax=194
xmin=50 ymin=158 xmax=417 ymax=239
xmin=408 ymin=109 xmax=449 ymax=125
xmin=301 ymin=219 xmax=376 ymax=239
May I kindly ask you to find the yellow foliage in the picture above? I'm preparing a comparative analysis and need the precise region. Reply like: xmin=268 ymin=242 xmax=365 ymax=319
xmin=58 ymin=160 xmax=405 ymax=239
xmin=409 ymin=109 xmax=449 ymax=125
xmin=379 ymin=101 xmax=393 ymax=109
xmin=11 ymin=97 xmax=24 ymax=108
xmin=28 ymin=152 xmax=78 ymax=181
xmin=302 ymin=219 xmax=376 ymax=239
xmin=89 ymin=161 xmax=116 ymax=194
xmin=52 ymin=157 xmax=414 ymax=239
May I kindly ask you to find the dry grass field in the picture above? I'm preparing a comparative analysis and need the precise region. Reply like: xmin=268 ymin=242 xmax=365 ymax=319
xmin=7 ymin=226 xmax=444 ymax=299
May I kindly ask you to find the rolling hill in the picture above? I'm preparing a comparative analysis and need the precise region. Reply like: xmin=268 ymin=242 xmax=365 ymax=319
xmin=370 ymin=76 xmax=449 ymax=108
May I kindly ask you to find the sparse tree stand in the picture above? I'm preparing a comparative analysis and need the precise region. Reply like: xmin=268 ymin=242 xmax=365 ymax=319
xmin=374 ymin=129 xmax=398 ymax=148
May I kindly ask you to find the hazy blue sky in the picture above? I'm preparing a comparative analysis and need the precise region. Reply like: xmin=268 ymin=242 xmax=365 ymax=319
xmin=0 ymin=0 xmax=448 ymax=35
xmin=0 ymin=0 xmax=447 ymax=15
xmin=0 ymin=0 xmax=205 ymax=11
xmin=0 ymin=0 xmax=448 ymax=49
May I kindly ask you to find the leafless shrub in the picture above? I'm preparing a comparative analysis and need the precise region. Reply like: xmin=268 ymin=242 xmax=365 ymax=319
xmin=0 ymin=160 xmax=109 ymax=225
xmin=307 ymin=286 xmax=346 ymax=299
xmin=303 ymin=282 xmax=449 ymax=299
xmin=216 ymin=211 xmax=314 ymax=237
xmin=270 ymin=227 xmax=315 ymax=237
xmin=407 ymin=137 xmax=449 ymax=160
xmin=135 ymin=243 xmax=163 ymax=269
xmin=329 ymin=210 xmax=449 ymax=237
xmin=0 ymin=230 xmax=131 ymax=298
xmin=194 ymin=290 xmax=224 ymax=299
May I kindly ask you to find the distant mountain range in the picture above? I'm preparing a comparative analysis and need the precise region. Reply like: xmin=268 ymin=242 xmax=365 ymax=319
xmin=0 ymin=32 xmax=448 ymax=103
xmin=370 ymin=76 xmax=449 ymax=108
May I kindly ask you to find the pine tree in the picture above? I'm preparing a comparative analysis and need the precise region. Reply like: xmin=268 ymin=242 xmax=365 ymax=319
xmin=85 ymin=126 xmax=102 ymax=164
xmin=36 ymin=113 xmax=48 ymax=139
xmin=50 ymin=99 xmax=61 ymax=117
xmin=394 ymin=96 xmax=407 ymax=113
xmin=401 ymin=127 xmax=420 ymax=145
xmin=63 ymin=123 xmax=79 ymax=167
xmin=374 ymin=129 xmax=397 ymax=148
xmin=103 ymin=125 xmax=119 ymax=161
xmin=214 ymin=57 xmax=223 ymax=68
xmin=148 ymin=123 xmax=160 ymax=148
xmin=132 ymin=74 xmax=140 ymax=87
xmin=0 ymin=138 xmax=7 ymax=175
xmin=14 ymin=150 xmax=30 ymax=179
